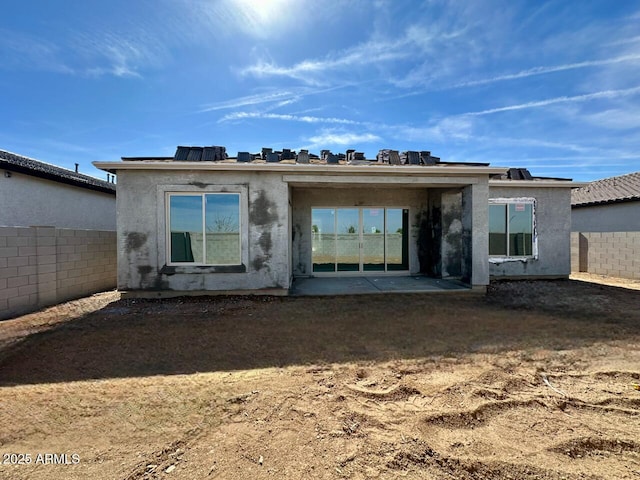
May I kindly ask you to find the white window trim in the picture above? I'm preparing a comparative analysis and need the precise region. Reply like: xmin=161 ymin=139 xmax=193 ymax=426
xmin=488 ymin=197 xmax=538 ymax=263
xmin=156 ymin=184 xmax=249 ymax=271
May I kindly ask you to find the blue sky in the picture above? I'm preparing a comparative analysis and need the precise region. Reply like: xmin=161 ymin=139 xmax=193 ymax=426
xmin=2 ymin=1 xmax=639 ymax=182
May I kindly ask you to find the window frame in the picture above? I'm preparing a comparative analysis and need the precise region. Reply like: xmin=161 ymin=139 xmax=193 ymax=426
xmin=164 ymin=191 xmax=243 ymax=267
xmin=488 ymin=197 xmax=538 ymax=260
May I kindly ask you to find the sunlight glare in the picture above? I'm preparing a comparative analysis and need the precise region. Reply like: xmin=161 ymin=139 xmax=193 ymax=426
xmin=233 ymin=0 xmax=295 ymax=30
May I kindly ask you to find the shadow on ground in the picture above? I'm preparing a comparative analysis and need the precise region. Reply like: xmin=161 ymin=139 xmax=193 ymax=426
xmin=0 ymin=280 xmax=638 ymax=385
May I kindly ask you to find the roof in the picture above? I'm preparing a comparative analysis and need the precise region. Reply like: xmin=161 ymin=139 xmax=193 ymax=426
xmin=0 ymin=149 xmax=116 ymax=195
xmin=571 ymin=171 xmax=640 ymax=207
xmin=96 ymin=145 xmax=581 ymax=188
xmin=121 ymin=145 xmax=491 ymax=167
xmin=490 ymin=167 xmax=573 ymax=182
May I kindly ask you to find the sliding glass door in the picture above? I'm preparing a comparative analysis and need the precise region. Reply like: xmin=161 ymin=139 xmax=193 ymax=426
xmin=362 ymin=208 xmax=385 ymax=271
xmin=337 ymin=208 xmax=359 ymax=271
xmin=312 ymin=207 xmax=409 ymax=273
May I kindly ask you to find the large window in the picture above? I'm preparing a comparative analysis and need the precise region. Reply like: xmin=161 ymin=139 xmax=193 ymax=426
xmin=167 ymin=193 xmax=240 ymax=265
xmin=489 ymin=199 xmax=535 ymax=257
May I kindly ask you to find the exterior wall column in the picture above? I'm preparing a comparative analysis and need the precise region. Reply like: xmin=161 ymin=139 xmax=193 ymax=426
xmin=462 ymin=180 xmax=489 ymax=287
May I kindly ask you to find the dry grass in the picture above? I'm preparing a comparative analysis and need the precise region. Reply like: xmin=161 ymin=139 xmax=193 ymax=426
xmin=0 ymin=277 xmax=639 ymax=479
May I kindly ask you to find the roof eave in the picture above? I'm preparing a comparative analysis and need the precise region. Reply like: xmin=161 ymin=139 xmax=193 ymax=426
xmin=2 ymin=160 xmax=116 ymax=195
xmin=572 ymin=197 xmax=640 ymax=208
xmin=490 ymin=179 xmax=587 ymax=188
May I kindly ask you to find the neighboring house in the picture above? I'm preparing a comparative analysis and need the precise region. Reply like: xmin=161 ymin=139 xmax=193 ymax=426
xmin=0 ymin=149 xmax=116 ymax=230
xmin=94 ymin=146 xmax=581 ymax=296
xmin=0 ymin=149 xmax=117 ymax=320
xmin=571 ymin=171 xmax=640 ymax=232
xmin=571 ymin=171 xmax=640 ymax=279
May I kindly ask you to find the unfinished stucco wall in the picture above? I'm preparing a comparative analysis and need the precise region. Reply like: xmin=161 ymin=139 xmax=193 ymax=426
xmin=115 ymin=169 xmax=290 ymax=293
xmin=0 ymin=171 xmax=115 ymax=230
xmin=441 ymin=190 xmax=464 ymax=278
xmin=463 ymin=183 xmax=490 ymax=286
xmin=420 ymin=189 xmax=466 ymax=280
xmin=489 ymin=186 xmax=571 ymax=278
xmin=572 ymin=201 xmax=640 ymax=232
xmin=291 ymin=187 xmax=429 ymax=276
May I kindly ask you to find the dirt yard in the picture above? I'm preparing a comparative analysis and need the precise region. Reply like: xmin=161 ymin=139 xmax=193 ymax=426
xmin=0 ymin=278 xmax=638 ymax=480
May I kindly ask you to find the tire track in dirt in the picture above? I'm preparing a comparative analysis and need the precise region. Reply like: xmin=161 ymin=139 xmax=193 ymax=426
xmin=122 ymin=388 xmax=263 ymax=479
xmin=123 ymin=429 xmax=198 ymax=480
xmin=423 ymin=398 xmax=547 ymax=428
xmin=385 ymin=437 xmax=605 ymax=479
xmin=549 ymin=437 xmax=640 ymax=459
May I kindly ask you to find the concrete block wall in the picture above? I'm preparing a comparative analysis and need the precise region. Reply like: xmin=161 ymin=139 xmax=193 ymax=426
xmin=0 ymin=227 xmax=116 ymax=320
xmin=571 ymin=231 xmax=640 ymax=280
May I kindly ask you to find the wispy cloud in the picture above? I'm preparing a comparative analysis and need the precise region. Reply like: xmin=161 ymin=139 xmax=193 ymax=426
xmin=606 ymin=35 xmax=640 ymax=46
xmin=0 ymin=24 xmax=169 ymax=79
xmin=583 ymin=108 xmax=640 ymax=130
xmin=302 ymin=130 xmax=382 ymax=149
xmin=200 ymin=91 xmax=301 ymax=112
xmin=241 ymin=26 xmax=429 ymax=84
xmin=200 ymin=84 xmax=351 ymax=112
xmin=451 ymin=54 xmax=640 ymax=89
xmin=0 ymin=29 xmax=74 ymax=74
xmin=464 ymin=85 xmax=640 ymax=116
xmin=218 ymin=112 xmax=362 ymax=125
xmin=73 ymin=30 xmax=168 ymax=78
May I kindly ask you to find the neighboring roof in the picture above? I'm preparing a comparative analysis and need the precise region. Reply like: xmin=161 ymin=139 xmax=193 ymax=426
xmin=571 ymin=171 xmax=640 ymax=207
xmin=0 ymin=149 xmax=116 ymax=195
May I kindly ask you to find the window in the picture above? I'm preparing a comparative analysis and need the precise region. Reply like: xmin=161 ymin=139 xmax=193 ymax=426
xmin=167 ymin=193 xmax=241 ymax=265
xmin=489 ymin=199 xmax=535 ymax=257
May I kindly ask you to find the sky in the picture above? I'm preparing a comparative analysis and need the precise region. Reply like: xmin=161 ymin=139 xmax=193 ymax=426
xmin=2 ymin=0 xmax=640 ymax=182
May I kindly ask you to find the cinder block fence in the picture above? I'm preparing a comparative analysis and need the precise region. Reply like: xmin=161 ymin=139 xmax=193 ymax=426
xmin=0 ymin=227 xmax=116 ymax=320
xmin=571 ymin=231 xmax=640 ymax=280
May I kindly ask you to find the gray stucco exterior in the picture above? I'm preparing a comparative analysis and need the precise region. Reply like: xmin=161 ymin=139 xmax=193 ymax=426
xmin=0 ymin=171 xmax=116 ymax=230
xmin=572 ymin=201 xmax=640 ymax=232
xmin=97 ymin=159 xmax=577 ymax=295
xmin=116 ymin=169 xmax=290 ymax=293
xmin=488 ymin=184 xmax=572 ymax=278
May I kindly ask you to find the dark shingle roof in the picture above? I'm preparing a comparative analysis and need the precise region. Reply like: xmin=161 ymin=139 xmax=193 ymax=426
xmin=571 ymin=171 xmax=640 ymax=207
xmin=0 ymin=149 xmax=116 ymax=195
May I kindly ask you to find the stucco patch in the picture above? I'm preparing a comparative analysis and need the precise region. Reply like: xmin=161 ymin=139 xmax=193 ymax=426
xmin=125 ymin=232 xmax=147 ymax=252
xmin=259 ymin=231 xmax=273 ymax=254
xmin=252 ymin=256 xmax=267 ymax=271
xmin=250 ymin=190 xmax=278 ymax=227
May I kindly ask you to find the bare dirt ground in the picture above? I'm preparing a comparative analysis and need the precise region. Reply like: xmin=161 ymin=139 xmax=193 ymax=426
xmin=0 ymin=277 xmax=638 ymax=480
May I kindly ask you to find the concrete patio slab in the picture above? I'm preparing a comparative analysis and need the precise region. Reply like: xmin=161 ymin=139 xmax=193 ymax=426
xmin=290 ymin=276 xmax=471 ymax=296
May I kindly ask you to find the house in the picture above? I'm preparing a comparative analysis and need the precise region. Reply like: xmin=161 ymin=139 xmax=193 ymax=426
xmin=0 ymin=149 xmax=116 ymax=230
xmin=571 ymin=172 xmax=640 ymax=232
xmin=0 ymin=149 xmax=117 ymax=320
xmin=94 ymin=146 xmax=581 ymax=296
xmin=571 ymin=171 xmax=640 ymax=279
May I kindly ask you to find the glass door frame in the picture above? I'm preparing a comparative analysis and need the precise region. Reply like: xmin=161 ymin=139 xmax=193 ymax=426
xmin=311 ymin=206 xmax=410 ymax=276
